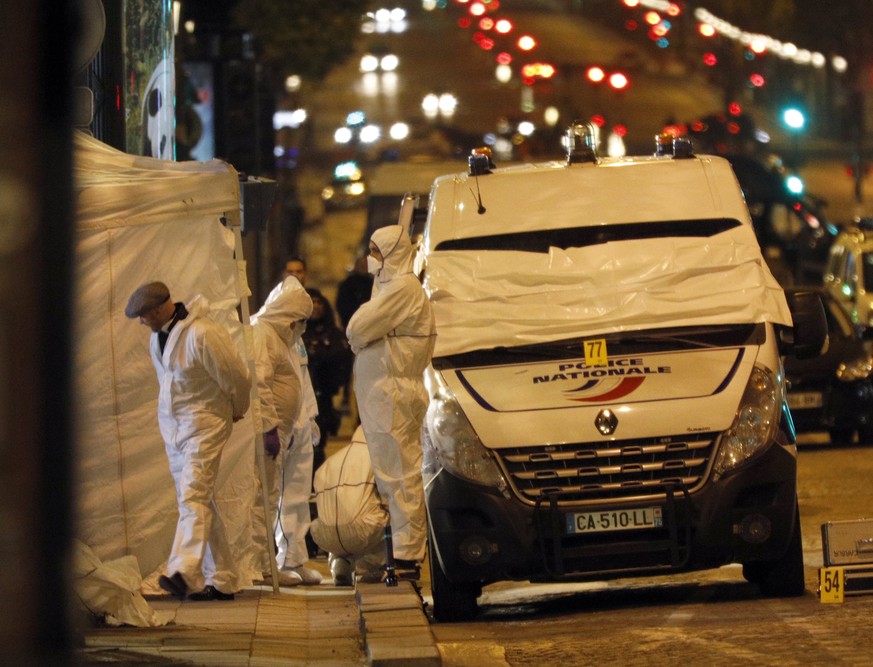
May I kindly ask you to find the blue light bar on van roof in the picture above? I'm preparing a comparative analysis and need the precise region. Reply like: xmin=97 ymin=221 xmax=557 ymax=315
xmin=468 ymin=147 xmax=495 ymax=176
xmin=672 ymin=137 xmax=694 ymax=159
xmin=565 ymin=121 xmax=598 ymax=164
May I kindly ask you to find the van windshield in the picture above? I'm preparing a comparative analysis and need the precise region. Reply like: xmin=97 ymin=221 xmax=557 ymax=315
xmin=434 ymin=218 xmax=741 ymax=253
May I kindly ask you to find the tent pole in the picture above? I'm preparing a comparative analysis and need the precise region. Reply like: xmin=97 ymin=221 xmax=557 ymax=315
xmin=232 ymin=222 xmax=281 ymax=596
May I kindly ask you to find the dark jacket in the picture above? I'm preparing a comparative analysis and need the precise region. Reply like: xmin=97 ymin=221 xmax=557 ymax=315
xmin=304 ymin=290 xmax=353 ymax=440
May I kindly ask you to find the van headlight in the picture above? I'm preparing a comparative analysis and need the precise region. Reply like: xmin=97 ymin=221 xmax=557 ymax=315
xmin=712 ymin=365 xmax=781 ymax=479
xmin=425 ymin=387 xmax=508 ymax=491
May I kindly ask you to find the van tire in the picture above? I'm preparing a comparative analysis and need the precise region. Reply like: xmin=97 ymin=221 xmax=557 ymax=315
xmin=856 ymin=422 xmax=873 ymax=445
xmin=829 ymin=427 xmax=855 ymax=446
xmin=428 ymin=533 xmax=480 ymax=622
xmin=742 ymin=501 xmax=805 ymax=597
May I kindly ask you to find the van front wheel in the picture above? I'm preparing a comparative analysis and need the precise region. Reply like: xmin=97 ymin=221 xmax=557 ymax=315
xmin=829 ymin=427 xmax=855 ymax=446
xmin=742 ymin=501 xmax=805 ymax=597
xmin=428 ymin=534 xmax=480 ymax=622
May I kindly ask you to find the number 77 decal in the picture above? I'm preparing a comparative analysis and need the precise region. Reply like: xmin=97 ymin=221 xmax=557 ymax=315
xmin=585 ymin=338 xmax=608 ymax=366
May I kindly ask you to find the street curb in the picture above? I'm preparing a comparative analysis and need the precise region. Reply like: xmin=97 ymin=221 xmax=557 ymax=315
xmin=356 ymin=582 xmax=441 ymax=666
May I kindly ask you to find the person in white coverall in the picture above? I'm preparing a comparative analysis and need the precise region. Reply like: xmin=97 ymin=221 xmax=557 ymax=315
xmin=125 ymin=281 xmax=251 ymax=601
xmin=309 ymin=425 xmax=388 ymax=585
xmin=346 ymin=225 xmax=436 ymax=577
xmin=270 ymin=277 xmax=323 ymax=584
xmin=280 ymin=257 xmax=326 ymax=565
xmin=249 ymin=277 xmax=317 ymax=586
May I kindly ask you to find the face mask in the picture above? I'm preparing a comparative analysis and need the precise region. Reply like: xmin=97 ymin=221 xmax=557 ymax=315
xmin=367 ymin=255 xmax=382 ymax=275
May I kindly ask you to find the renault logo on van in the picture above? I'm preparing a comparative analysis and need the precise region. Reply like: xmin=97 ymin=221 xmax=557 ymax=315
xmin=595 ymin=409 xmax=618 ymax=435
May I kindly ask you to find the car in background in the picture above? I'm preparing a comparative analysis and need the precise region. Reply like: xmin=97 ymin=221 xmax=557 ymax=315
xmin=355 ymin=158 xmax=467 ymax=259
xmin=321 ymin=161 xmax=367 ymax=211
xmin=784 ymin=286 xmax=873 ymax=445
xmin=823 ymin=220 xmax=873 ymax=331
xmin=727 ymin=155 xmax=837 ymax=286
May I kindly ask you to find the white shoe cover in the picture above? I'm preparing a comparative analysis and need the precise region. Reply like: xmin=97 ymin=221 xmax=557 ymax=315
xmin=288 ymin=565 xmax=323 ymax=585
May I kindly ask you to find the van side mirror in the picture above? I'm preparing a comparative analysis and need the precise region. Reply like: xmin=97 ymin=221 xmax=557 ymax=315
xmin=781 ymin=290 xmax=828 ymax=359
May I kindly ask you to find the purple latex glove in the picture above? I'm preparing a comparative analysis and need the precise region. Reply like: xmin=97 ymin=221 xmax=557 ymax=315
xmin=263 ymin=428 xmax=281 ymax=460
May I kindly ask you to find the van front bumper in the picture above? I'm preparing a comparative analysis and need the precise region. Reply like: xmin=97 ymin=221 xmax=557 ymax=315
xmin=425 ymin=440 xmax=798 ymax=585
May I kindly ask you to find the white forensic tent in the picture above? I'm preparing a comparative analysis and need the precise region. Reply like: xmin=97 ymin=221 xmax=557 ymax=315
xmin=72 ymin=132 xmax=260 ymax=600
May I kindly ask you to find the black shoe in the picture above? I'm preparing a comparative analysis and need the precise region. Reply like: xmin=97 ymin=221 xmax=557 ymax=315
xmin=158 ymin=572 xmax=189 ymax=600
xmin=188 ymin=585 xmax=235 ymax=601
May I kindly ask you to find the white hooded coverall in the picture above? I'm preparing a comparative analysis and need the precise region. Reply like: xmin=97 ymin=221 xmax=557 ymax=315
xmin=249 ymin=277 xmax=311 ymax=574
xmin=346 ymin=225 xmax=436 ymax=562
xmin=260 ymin=278 xmax=317 ymax=570
xmin=149 ymin=295 xmax=251 ymax=593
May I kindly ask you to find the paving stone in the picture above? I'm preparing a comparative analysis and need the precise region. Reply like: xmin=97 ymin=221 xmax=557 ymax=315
xmin=362 ymin=613 xmax=431 ymax=634
xmin=365 ymin=635 xmax=441 ymax=667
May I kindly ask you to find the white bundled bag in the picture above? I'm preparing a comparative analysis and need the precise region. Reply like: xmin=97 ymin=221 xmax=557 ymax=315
xmin=73 ymin=540 xmax=171 ymax=627
xmin=310 ymin=427 xmax=388 ymax=557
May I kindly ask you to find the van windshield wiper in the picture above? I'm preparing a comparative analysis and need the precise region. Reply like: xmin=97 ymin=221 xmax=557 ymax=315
xmin=613 ymin=333 xmax=719 ymax=349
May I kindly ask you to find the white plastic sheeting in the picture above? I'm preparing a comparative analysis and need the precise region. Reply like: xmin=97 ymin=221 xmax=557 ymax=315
xmin=425 ymin=225 xmax=792 ymax=358
xmin=309 ymin=427 xmax=387 ymax=558
xmin=73 ymin=540 xmax=171 ymax=627
xmin=72 ymin=132 xmax=259 ymax=601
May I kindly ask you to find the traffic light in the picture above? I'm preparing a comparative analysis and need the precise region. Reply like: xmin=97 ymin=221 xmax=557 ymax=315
xmin=749 ymin=73 xmax=766 ymax=88
xmin=782 ymin=107 xmax=806 ymax=131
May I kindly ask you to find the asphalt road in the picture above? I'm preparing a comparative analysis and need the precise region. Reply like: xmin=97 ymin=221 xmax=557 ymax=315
xmin=424 ymin=440 xmax=873 ymax=667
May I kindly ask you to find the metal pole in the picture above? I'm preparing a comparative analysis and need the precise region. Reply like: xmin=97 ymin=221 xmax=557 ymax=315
xmin=384 ymin=525 xmax=398 ymax=587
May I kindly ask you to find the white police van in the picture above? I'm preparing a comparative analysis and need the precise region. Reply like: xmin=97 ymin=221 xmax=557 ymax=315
xmin=417 ymin=123 xmax=826 ymax=621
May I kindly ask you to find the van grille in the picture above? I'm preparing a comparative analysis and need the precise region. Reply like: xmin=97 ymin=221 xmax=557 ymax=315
xmin=496 ymin=433 xmax=718 ymax=505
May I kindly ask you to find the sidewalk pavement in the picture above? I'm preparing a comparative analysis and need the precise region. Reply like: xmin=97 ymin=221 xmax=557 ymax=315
xmin=78 ymin=575 xmax=439 ymax=666
xmin=78 ymin=421 xmax=441 ymax=666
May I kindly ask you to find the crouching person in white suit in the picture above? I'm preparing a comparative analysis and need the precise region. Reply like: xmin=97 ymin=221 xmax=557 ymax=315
xmin=310 ymin=426 xmax=388 ymax=586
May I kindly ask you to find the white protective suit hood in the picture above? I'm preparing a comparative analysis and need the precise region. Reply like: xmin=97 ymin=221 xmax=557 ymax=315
xmin=371 ymin=225 xmax=415 ymax=285
xmin=251 ymin=276 xmax=313 ymax=345
xmin=184 ymin=293 xmax=210 ymax=321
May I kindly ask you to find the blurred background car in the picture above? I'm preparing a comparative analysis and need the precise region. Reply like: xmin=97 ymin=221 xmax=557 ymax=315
xmin=784 ymin=286 xmax=873 ymax=445
xmin=823 ymin=219 xmax=873 ymax=331
xmin=727 ymin=154 xmax=837 ymax=286
xmin=355 ymin=159 xmax=465 ymax=259
xmin=321 ymin=161 xmax=367 ymax=211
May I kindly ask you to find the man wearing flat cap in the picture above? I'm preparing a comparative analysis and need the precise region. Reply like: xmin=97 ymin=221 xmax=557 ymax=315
xmin=126 ymin=281 xmax=251 ymax=601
